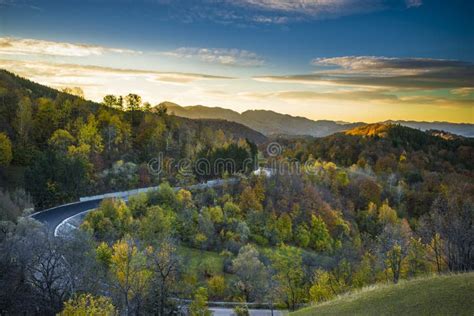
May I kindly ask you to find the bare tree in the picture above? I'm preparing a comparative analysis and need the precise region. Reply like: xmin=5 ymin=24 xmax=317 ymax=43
xmin=145 ymin=238 xmax=182 ymax=315
xmin=429 ymin=192 xmax=474 ymax=271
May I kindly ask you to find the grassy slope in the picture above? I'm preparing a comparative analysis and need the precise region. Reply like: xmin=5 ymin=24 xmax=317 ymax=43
xmin=292 ymin=273 xmax=474 ymax=316
xmin=178 ymin=246 xmax=225 ymax=276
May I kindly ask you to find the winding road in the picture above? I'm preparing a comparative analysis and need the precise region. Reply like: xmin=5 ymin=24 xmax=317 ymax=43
xmin=31 ymin=199 xmax=103 ymax=231
xmin=31 ymin=178 xmax=237 ymax=233
xmin=29 ymin=178 xmax=287 ymax=316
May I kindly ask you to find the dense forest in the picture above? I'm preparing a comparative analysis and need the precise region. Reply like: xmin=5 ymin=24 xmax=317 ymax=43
xmin=0 ymin=70 xmax=473 ymax=315
xmin=0 ymin=69 xmax=263 ymax=212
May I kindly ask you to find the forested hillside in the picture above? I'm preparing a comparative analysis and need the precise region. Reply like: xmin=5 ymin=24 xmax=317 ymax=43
xmin=0 ymin=71 xmax=472 ymax=315
xmin=0 ymin=69 xmax=264 ymax=213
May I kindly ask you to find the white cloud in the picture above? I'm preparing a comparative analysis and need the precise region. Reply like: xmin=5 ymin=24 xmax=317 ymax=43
xmin=0 ymin=59 xmax=233 ymax=87
xmin=162 ymin=47 xmax=265 ymax=67
xmin=236 ymin=0 xmax=362 ymax=14
xmin=311 ymin=56 xmax=463 ymax=75
xmin=158 ymin=0 xmax=393 ymax=25
xmin=405 ymin=0 xmax=422 ymax=8
xmin=230 ymin=0 xmax=384 ymax=19
xmin=255 ymin=56 xmax=474 ymax=89
xmin=0 ymin=37 xmax=141 ymax=57
xmin=451 ymin=87 xmax=474 ymax=97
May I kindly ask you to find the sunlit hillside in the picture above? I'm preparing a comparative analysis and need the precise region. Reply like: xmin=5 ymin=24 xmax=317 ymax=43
xmin=292 ymin=273 xmax=474 ymax=316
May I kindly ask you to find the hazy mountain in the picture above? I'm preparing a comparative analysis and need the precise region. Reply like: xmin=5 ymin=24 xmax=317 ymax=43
xmin=164 ymin=102 xmax=364 ymax=137
xmin=385 ymin=120 xmax=474 ymax=138
xmin=163 ymin=102 xmax=474 ymax=138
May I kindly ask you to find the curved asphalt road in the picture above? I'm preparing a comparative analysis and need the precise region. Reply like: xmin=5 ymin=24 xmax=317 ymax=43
xmin=30 ymin=178 xmax=238 ymax=232
xmin=29 ymin=178 xmax=287 ymax=316
xmin=31 ymin=199 xmax=104 ymax=231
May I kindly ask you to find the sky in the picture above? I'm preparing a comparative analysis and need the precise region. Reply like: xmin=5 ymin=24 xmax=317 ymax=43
xmin=0 ymin=0 xmax=473 ymax=123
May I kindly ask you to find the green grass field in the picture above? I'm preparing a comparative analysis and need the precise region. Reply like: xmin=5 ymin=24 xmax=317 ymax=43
xmin=292 ymin=273 xmax=474 ymax=316
xmin=178 ymin=246 xmax=225 ymax=276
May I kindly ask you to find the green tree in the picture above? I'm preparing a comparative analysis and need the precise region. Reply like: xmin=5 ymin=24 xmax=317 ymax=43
xmin=103 ymin=94 xmax=123 ymax=109
xmin=207 ymin=275 xmax=226 ymax=299
xmin=309 ymin=269 xmax=335 ymax=303
xmin=78 ymin=114 xmax=103 ymax=155
xmin=14 ymin=96 xmax=32 ymax=145
xmin=275 ymin=213 xmax=292 ymax=243
xmin=48 ymin=129 xmax=75 ymax=153
xmin=59 ymin=294 xmax=116 ymax=316
xmin=25 ymin=150 xmax=89 ymax=208
xmin=352 ymin=251 xmax=377 ymax=287
xmin=270 ymin=244 xmax=305 ymax=310
xmin=98 ymin=112 xmax=131 ymax=161
xmin=295 ymin=224 xmax=310 ymax=248
xmin=128 ymin=193 xmax=148 ymax=218
xmin=310 ymin=215 xmax=333 ymax=252
xmin=378 ymin=201 xmax=398 ymax=225
xmin=234 ymin=304 xmax=250 ymax=316
xmin=0 ymin=133 xmax=12 ymax=167
xmin=82 ymin=199 xmax=132 ymax=240
xmin=110 ymin=239 xmax=152 ymax=315
xmin=125 ymin=94 xmax=142 ymax=111
xmin=148 ymin=182 xmax=176 ymax=209
xmin=96 ymin=242 xmax=113 ymax=268
xmin=140 ymin=205 xmax=176 ymax=243
xmin=189 ymin=287 xmax=211 ymax=316
xmin=208 ymin=206 xmax=224 ymax=224
xmin=33 ymin=97 xmax=61 ymax=144
xmin=145 ymin=240 xmax=181 ymax=316
xmin=232 ymin=244 xmax=269 ymax=302
xmin=385 ymin=243 xmax=403 ymax=283
xmin=156 ymin=103 xmax=168 ymax=116
xmin=223 ymin=201 xmax=242 ymax=220
xmin=239 ymin=187 xmax=262 ymax=213
xmin=406 ymin=237 xmax=430 ymax=277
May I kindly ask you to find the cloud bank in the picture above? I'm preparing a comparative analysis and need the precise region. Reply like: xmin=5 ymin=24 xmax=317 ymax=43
xmin=0 ymin=59 xmax=233 ymax=87
xmin=0 ymin=37 xmax=141 ymax=57
xmin=255 ymin=56 xmax=474 ymax=89
xmin=162 ymin=47 xmax=265 ymax=67
xmin=159 ymin=0 xmax=420 ymax=24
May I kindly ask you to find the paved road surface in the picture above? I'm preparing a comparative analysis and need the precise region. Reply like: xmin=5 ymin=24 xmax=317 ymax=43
xmin=210 ymin=308 xmax=287 ymax=316
xmin=30 ymin=178 xmax=287 ymax=316
xmin=31 ymin=199 xmax=103 ymax=231
xmin=31 ymin=178 xmax=237 ymax=232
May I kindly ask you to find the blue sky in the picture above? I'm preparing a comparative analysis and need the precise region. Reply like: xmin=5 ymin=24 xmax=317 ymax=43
xmin=0 ymin=0 xmax=473 ymax=122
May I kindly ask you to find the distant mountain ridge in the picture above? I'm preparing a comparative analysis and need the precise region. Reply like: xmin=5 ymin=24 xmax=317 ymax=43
xmin=163 ymin=102 xmax=364 ymax=137
xmin=163 ymin=102 xmax=474 ymax=138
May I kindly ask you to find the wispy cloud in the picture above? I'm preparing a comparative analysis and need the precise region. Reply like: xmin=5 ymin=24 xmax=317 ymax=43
xmin=233 ymin=0 xmax=383 ymax=16
xmin=311 ymin=56 xmax=459 ymax=73
xmin=0 ymin=59 xmax=233 ymax=87
xmin=0 ymin=37 xmax=141 ymax=57
xmin=241 ymin=89 xmax=473 ymax=109
xmin=158 ymin=0 xmax=417 ymax=25
xmin=0 ymin=0 xmax=41 ymax=11
xmin=405 ymin=0 xmax=422 ymax=8
xmin=162 ymin=47 xmax=265 ymax=67
xmin=242 ymin=89 xmax=398 ymax=101
xmin=255 ymin=56 xmax=474 ymax=89
xmin=451 ymin=87 xmax=474 ymax=97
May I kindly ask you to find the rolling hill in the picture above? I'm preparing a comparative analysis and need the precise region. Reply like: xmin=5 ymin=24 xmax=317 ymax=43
xmin=163 ymin=101 xmax=364 ymax=137
xmin=0 ymin=70 xmax=267 ymax=145
xmin=163 ymin=102 xmax=474 ymax=138
xmin=292 ymin=273 xmax=474 ymax=316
